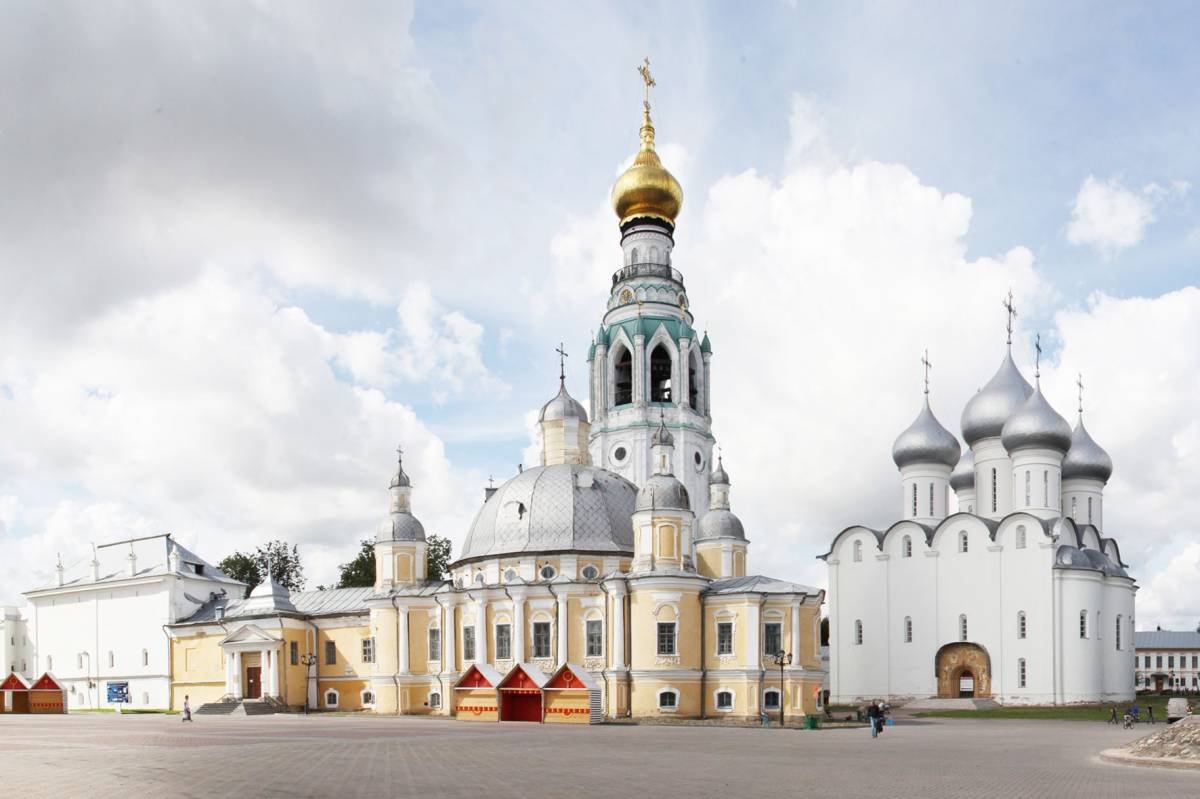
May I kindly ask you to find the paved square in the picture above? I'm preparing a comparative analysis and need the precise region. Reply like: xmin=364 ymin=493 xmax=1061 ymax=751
xmin=1 ymin=713 xmax=1195 ymax=798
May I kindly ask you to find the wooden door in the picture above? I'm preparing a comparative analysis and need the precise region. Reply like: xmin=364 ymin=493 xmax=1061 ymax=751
xmin=246 ymin=667 xmax=262 ymax=699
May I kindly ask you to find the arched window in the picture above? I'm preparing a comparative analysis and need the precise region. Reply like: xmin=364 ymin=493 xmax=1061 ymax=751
xmin=688 ymin=351 xmax=700 ymax=410
xmin=959 ymin=614 xmax=968 ymax=642
xmin=903 ymin=616 xmax=913 ymax=643
xmin=854 ymin=619 xmax=863 ymax=645
xmin=1024 ymin=470 xmax=1031 ymax=505
xmin=324 ymin=689 xmax=339 ymax=708
xmin=658 ymin=688 xmax=679 ymax=710
xmin=649 ymin=344 xmax=672 ymax=402
xmin=991 ymin=468 xmax=997 ymax=512
xmin=716 ymin=690 xmax=733 ymax=710
xmin=1079 ymin=610 xmax=1088 ymax=639
xmin=1018 ymin=658 xmax=1027 ymax=688
xmin=1016 ymin=525 xmax=1027 ymax=549
xmin=853 ymin=541 xmax=862 ymax=562
xmin=613 ymin=346 xmax=633 ymax=406
xmin=429 ymin=692 xmax=441 ymax=708
xmin=959 ymin=531 xmax=969 ymax=553
xmin=1018 ymin=611 xmax=1027 ymax=639
xmin=902 ymin=535 xmax=912 ymax=558
xmin=649 ymin=246 xmax=659 ymax=263
xmin=1087 ymin=496 xmax=1093 ymax=524
xmin=911 ymin=484 xmax=918 ymax=517
xmin=1042 ymin=471 xmax=1048 ymax=506
xmin=630 ymin=247 xmax=639 ymax=263
xmin=1070 ymin=496 xmax=1077 ymax=519
xmin=763 ymin=689 xmax=781 ymax=710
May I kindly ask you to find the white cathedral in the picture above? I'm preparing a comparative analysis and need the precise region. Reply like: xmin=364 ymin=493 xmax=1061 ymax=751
xmin=822 ymin=309 xmax=1136 ymax=705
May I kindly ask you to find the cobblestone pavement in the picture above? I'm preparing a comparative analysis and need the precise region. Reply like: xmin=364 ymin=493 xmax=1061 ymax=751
xmin=1 ymin=713 xmax=1197 ymax=798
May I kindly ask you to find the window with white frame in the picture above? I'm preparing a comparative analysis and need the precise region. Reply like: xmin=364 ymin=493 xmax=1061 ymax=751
xmin=429 ymin=692 xmax=441 ymax=708
xmin=1016 ymin=525 xmax=1026 ymax=549
xmin=764 ymin=622 xmax=782 ymax=655
xmin=47 ymin=655 xmax=52 ymax=671
xmin=325 ymin=640 xmax=337 ymax=665
xmin=1018 ymin=658 xmax=1027 ymax=688
xmin=657 ymin=622 xmax=677 ymax=656
xmin=1024 ymin=470 xmax=1030 ymax=505
xmin=586 ymin=619 xmax=603 ymax=657
xmin=532 ymin=621 xmax=552 ymax=658
xmin=1018 ymin=611 xmax=1027 ymax=639
xmin=903 ymin=616 xmax=912 ymax=643
xmin=853 ymin=540 xmax=862 ymax=562
xmin=902 ymin=535 xmax=912 ymax=558
xmin=763 ymin=689 xmax=781 ymax=710
xmin=361 ymin=689 xmax=376 ymax=706
xmin=361 ymin=637 xmax=375 ymax=664
xmin=716 ymin=621 xmax=733 ymax=655
xmin=324 ymin=689 xmax=339 ymax=708
xmin=1087 ymin=496 xmax=1093 ymax=524
xmin=716 ymin=690 xmax=733 ymax=710
xmin=658 ymin=689 xmax=678 ymax=710
xmin=1079 ymin=610 xmax=1088 ymax=639
xmin=539 ymin=565 xmax=557 ymax=580
xmin=854 ymin=619 xmax=863 ymax=646
xmin=959 ymin=531 xmax=969 ymax=553
xmin=1042 ymin=471 xmax=1048 ymax=506
xmin=495 ymin=623 xmax=512 ymax=660
xmin=428 ymin=627 xmax=441 ymax=661
xmin=959 ymin=614 xmax=968 ymax=642
xmin=503 ymin=568 xmax=517 ymax=582
xmin=463 ymin=626 xmax=476 ymax=661
xmin=581 ymin=565 xmax=599 ymax=580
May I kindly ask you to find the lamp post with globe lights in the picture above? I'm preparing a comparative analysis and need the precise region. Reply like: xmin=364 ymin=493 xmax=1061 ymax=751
xmin=300 ymin=652 xmax=318 ymax=714
xmin=772 ymin=650 xmax=792 ymax=728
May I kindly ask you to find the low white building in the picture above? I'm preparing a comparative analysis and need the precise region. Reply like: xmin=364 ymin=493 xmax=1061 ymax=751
xmin=22 ymin=533 xmax=242 ymax=709
xmin=2 ymin=605 xmax=32 ymax=676
xmin=1135 ymin=630 xmax=1200 ymax=693
xmin=822 ymin=313 xmax=1137 ymax=706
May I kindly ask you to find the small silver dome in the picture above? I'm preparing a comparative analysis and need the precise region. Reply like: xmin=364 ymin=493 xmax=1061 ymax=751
xmin=961 ymin=351 xmax=1034 ymax=446
xmin=650 ymin=415 xmax=674 ymax=448
xmin=950 ymin=449 xmax=975 ymax=491
xmin=697 ymin=509 xmax=745 ymax=541
xmin=711 ymin=455 xmax=730 ymax=485
xmin=636 ymin=474 xmax=690 ymax=511
xmin=1062 ymin=417 xmax=1113 ymax=483
xmin=1001 ymin=385 xmax=1072 ymax=453
xmin=1054 ymin=544 xmax=1088 ymax=569
xmin=539 ymin=380 xmax=588 ymax=422
xmin=379 ymin=513 xmax=426 ymax=542
xmin=892 ymin=397 xmax=961 ymax=469
xmin=390 ymin=462 xmax=411 ymax=489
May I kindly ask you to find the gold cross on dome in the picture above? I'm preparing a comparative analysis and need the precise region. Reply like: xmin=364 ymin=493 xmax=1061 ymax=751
xmin=637 ymin=57 xmax=656 ymax=108
xmin=921 ymin=349 xmax=932 ymax=395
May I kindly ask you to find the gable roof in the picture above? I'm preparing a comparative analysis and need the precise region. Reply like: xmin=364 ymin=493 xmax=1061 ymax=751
xmin=498 ymin=663 xmax=549 ymax=690
xmin=1136 ymin=630 xmax=1200 ymax=650
xmin=0 ymin=672 xmax=31 ymax=690
xmin=705 ymin=575 xmax=821 ymax=596
xmin=546 ymin=663 xmax=600 ymax=691
xmin=454 ymin=663 xmax=503 ymax=689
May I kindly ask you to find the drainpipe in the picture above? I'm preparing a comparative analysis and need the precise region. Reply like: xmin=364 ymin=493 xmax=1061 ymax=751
xmin=432 ymin=593 xmax=448 ymax=714
xmin=391 ymin=596 xmax=402 ymax=716
xmin=308 ymin=619 xmax=319 ymax=710
xmin=547 ymin=582 xmax=560 ymax=664
xmin=758 ymin=593 xmax=767 ymax=720
xmin=160 ymin=623 xmax=173 ymax=710
xmin=699 ymin=590 xmax=707 ymax=719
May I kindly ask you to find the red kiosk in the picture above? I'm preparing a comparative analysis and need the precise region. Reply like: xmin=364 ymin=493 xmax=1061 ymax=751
xmin=453 ymin=663 xmax=503 ymax=722
xmin=0 ymin=672 xmax=31 ymax=714
xmin=29 ymin=673 xmax=67 ymax=714
xmin=496 ymin=663 xmax=548 ymax=722
xmin=544 ymin=664 xmax=603 ymax=724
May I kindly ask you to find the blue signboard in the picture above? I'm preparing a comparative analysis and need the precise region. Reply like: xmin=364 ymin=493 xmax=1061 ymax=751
xmin=106 ymin=681 xmax=130 ymax=704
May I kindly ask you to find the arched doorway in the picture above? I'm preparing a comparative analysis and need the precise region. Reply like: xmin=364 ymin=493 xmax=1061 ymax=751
xmin=935 ymin=642 xmax=992 ymax=698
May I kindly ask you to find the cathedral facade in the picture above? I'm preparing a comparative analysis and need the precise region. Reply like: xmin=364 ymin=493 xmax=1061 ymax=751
xmin=822 ymin=320 xmax=1136 ymax=705
xmin=165 ymin=77 xmax=825 ymax=722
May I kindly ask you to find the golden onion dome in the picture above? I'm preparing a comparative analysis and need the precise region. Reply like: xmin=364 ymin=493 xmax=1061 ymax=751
xmin=611 ymin=103 xmax=683 ymax=229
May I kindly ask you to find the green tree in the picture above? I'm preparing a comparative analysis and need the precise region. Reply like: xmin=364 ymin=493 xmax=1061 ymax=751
xmin=218 ymin=540 xmax=306 ymax=597
xmin=426 ymin=534 xmax=452 ymax=581
xmin=337 ymin=539 xmax=375 ymax=588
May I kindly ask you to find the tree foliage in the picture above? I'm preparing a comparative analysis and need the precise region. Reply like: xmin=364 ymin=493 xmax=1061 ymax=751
xmin=337 ymin=540 xmax=375 ymax=588
xmin=218 ymin=540 xmax=306 ymax=598
xmin=426 ymin=534 xmax=452 ymax=581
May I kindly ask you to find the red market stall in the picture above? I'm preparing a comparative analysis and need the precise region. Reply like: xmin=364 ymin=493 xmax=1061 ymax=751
xmin=544 ymin=664 xmax=602 ymax=724
xmin=453 ymin=663 xmax=502 ymax=722
xmin=29 ymin=673 xmax=67 ymax=714
xmin=497 ymin=663 xmax=548 ymax=723
xmin=0 ymin=672 xmax=31 ymax=714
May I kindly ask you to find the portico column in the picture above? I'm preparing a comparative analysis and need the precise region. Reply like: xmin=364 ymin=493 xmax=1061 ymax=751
xmin=225 ymin=651 xmax=235 ymax=696
xmin=442 ymin=603 xmax=457 ymax=672
xmin=234 ymin=650 xmax=243 ymax=698
xmin=260 ymin=649 xmax=269 ymax=698
xmin=512 ymin=595 xmax=525 ymax=662
xmin=270 ymin=648 xmax=281 ymax=696
xmin=557 ymin=594 xmax=569 ymax=664
xmin=609 ymin=584 xmax=627 ymax=668
xmin=398 ymin=606 xmax=410 ymax=674
xmin=475 ymin=601 xmax=488 ymax=663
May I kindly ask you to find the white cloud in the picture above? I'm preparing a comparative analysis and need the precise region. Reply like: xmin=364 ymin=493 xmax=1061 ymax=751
xmin=1065 ymin=175 xmax=1179 ymax=256
xmin=1136 ymin=544 xmax=1200 ymax=631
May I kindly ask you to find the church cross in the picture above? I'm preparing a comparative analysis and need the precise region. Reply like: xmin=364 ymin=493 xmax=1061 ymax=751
xmin=1034 ymin=333 xmax=1042 ymax=379
xmin=396 ymin=444 xmax=404 ymax=469
xmin=556 ymin=342 xmax=568 ymax=382
xmin=637 ymin=57 xmax=656 ymax=109
xmin=921 ymin=349 xmax=932 ymax=396
xmin=1076 ymin=372 xmax=1084 ymax=414
xmin=1002 ymin=289 xmax=1017 ymax=346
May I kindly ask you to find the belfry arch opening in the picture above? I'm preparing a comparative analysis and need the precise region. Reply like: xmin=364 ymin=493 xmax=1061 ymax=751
xmin=613 ymin=346 xmax=633 ymax=406
xmin=650 ymin=344 xmax=672 ymax=403
xmin=688 ymin=351 xmax=700 ymax=410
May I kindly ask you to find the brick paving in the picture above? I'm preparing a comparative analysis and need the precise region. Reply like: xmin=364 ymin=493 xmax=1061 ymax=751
xmin=1 ymin=713 xmax=1197 ymax=798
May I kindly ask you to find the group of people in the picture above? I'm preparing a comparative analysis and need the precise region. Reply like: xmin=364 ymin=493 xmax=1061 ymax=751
xmin=865 ymin=700 xmax=890 ymax=738
xmin=1108 ymin=704 xmax=1153 ymax=728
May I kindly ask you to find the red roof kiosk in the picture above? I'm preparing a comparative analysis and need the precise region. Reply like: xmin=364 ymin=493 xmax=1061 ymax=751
xmin=29 ymin=673 xmax=67 ymax=714
xmin=0 ymin=672 xmax=31 ymax=714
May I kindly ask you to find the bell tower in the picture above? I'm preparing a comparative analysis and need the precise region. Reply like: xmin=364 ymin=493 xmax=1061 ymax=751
xmin=587 ymin=59 xmax=715 ymax=514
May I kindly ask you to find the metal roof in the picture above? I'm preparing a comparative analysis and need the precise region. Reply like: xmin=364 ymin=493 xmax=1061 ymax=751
xmin=1135 ymin=630 xmax=1200 ymax=650
xmin=705 ymin=575 xmax=820 ymax=596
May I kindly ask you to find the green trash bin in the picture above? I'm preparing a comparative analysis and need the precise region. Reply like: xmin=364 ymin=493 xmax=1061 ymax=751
xmin=805 ymin=715 xmax=819 ymax=730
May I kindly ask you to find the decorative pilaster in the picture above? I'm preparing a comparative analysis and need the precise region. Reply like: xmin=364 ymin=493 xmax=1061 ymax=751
xmin=791 ymin=603 xmax=801 ymax=663
xmin=512 ymin=594 xmax=526 ymax=662
xmin=398 ymin=606 xmax=410 ymax=674
xmin=475 ymin=601 xmax=488 ymax=663
xmin=557 ymin=595 xmax=569 ymax=665
xmin=633 ymin=333 xmax=646 ymax=407
xmin=234 ymin=651 xmax=243 ymax=698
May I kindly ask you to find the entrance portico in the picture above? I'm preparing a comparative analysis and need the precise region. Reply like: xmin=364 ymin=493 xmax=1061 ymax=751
xmin=220 ymin=624 xmax=284 ymax=701
xmin=935 ymin=642 xmax=992 ymax=699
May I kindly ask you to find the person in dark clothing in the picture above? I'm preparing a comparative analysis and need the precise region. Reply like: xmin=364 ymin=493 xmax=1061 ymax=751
xmin=1108 ymin=706 xmax=1118 ymax=724
xmin=1148 ymin=705 xmax=1156 ymax=724
xmin=867 ymin=701 xmax=881 ymax=739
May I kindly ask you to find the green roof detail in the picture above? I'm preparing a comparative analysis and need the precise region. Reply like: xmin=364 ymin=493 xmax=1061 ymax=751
xmin=700 ymin=332 xmax=712 ymax=353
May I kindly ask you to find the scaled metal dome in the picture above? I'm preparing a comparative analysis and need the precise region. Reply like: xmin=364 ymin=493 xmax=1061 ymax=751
xmin=1001 ymin=385 xmax=1072 ymax=453
xmin=961 ymin=351 xmax=1034 ymax=446
xmin=710 ymin=455 xmax=730 ymax=485
xmin=379 ymin=513 xmax=426 ymax=543
xmin=457 ymin=464 xmax=636 ymax=562
xmin=892 ymin=397 xmax=961 ymax=469
xmin=539 ymin=379 xmax=588 ymax=423
xmin=950 ymin=449 xmax=975 ymax=491
xmin=611 ymin=104 xmax=683 ymax=230
xmin=635 ymin=474 xmax=690 ymax=512
xmin=697 ymin=509 xmax=745 ymax=541
xmin=1062 ymin=417 xmax=1114 ymax=483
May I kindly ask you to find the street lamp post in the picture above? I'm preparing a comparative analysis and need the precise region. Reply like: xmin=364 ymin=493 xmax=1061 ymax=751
xmin=300 ymin=652 xmax=317 ymax=715
xmin=772 ymin=650 xmax=792 ymax=728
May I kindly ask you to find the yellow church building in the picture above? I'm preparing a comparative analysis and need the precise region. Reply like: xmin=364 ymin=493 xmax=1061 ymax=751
xmin=167 ymin=68 xmax=825 ymax=723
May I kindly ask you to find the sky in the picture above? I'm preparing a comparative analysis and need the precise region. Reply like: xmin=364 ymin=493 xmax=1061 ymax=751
xmin=1 ymin=1 xmax=1197 ymax=629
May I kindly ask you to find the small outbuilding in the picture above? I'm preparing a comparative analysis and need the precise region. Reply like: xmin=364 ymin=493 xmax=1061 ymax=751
xmin=29 ymin=673 xmax=67 ymax=714
xmin=0 ymin=672 xmax=31 ymax=714
xmin=453 ymin=663 xmax=503 ymax=722
xmin=497 ymin=663 xmax=548 ymax=723
xmin=544 ymin=664 xmax=602 ymax=724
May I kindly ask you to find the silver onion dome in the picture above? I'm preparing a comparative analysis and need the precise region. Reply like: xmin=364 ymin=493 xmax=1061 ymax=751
xmin=961 ymin=351 xmax=1034 ymax=446
xmin=390 ymin=461 xmax=411 ymax=489
xmin=950 ymin=449 xmax=975 ymax=491
xmin=711 ymin=455 xmax=730 ymax=485
xmin=892 ymin=397 xmax=961 ymax=469
xmin=697 ymin=509 xmax=746 ymax=541
xmin=1001 ymin=385 xmax=1072 ymax=453
xmin=650 ymin=415 xmax=674 ymax=447
xmin=1062 ymin=417 xmax=1113 ymax=482
xmin=539 ymin=379 xmax=588 ymax=422
xmin=635 ymin=474 xmax=690 ymax=512
xmin=378 ymin=513 xmax=426 ymax=542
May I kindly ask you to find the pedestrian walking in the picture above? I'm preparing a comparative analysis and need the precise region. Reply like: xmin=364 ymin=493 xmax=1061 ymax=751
xmin=1108 ymin=706 xmax=1118 ymax=724
xmin=182 ymin=695 xmax=193 ymax=722
xmin=867 ymin=701 xmax=880 ymax=739
xmin=1148 ymin=705 xmax=1156 ymax=724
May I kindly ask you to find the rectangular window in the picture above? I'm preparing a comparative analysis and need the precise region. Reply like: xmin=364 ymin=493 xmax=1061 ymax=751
xmin=428 ymin=628 xmax=441 ymax=661
xmin=290 ymin=641 xmax=298 ymax=666
xmin=912 ymin=483 xmax=918 ymax=517
xmin=1024 ymin=470 xmax=1030 ymax=505
xmin=717 ymin=622 xmax=733 ymax=655
xmin=929 ymin=482 xmax=934 ymax=516
xmin=586 ymin=620 xmax=603 ymax=657
xmin=495 ymin=623 xmax=512 ymax=660
xmin=1042 ymin=470 xmax=1048 ymax=505
xmin=463 ymin=626 xmax=476 ymax=662
xmin=991 ymin=468 xmax=997 ymax=513
xmin=1115 ymin=617 xmax=1121 ymax=651
xmin=1193 ymin=656 xmax=1198 ymax=669
xmin=1143 ymin=655 xmax=1150 ymax=668
xmin=1157 ymin=655 xmax=1162 ymax=668
xmin=764 ymin=622 xmax=782 ymax=655
xmin=533 ymin=622 xmax=551 ymax=659
xmin=1168 ymin=655 xmax=1175 ymax=668
xmin=904 ymin=617 xmax=912 ymax=643
xmin=1018 ymin=658 xmax=1027 ymax=688
xmin=324 ymin=640 xmax=336 ymax=665
xmin=361 ymin=637 xmax=375 ymax=664
xmin=657 ymin=622 xmax=677 ymax=656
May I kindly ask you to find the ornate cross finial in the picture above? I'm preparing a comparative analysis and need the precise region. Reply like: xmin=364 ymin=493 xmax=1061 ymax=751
xmin=637 ymin=57 xmax=655 ymax=109
xmin=1002 ymin=289 xmax=1017 ymax=347
xmin=396 ymin=443 xmax=404 ymax=469
xmin=921 ymin=349 xmax=932 ymax=396
xmin=555 ymin=342 xmax=568 ymax=383
xmin=1034 ymin=333 xmax=1043 ymax=380
xmin=1076 ymin=372 xmax=1084 ymax=415
xmin=488 ymin=474 xmax=495 ymax=488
